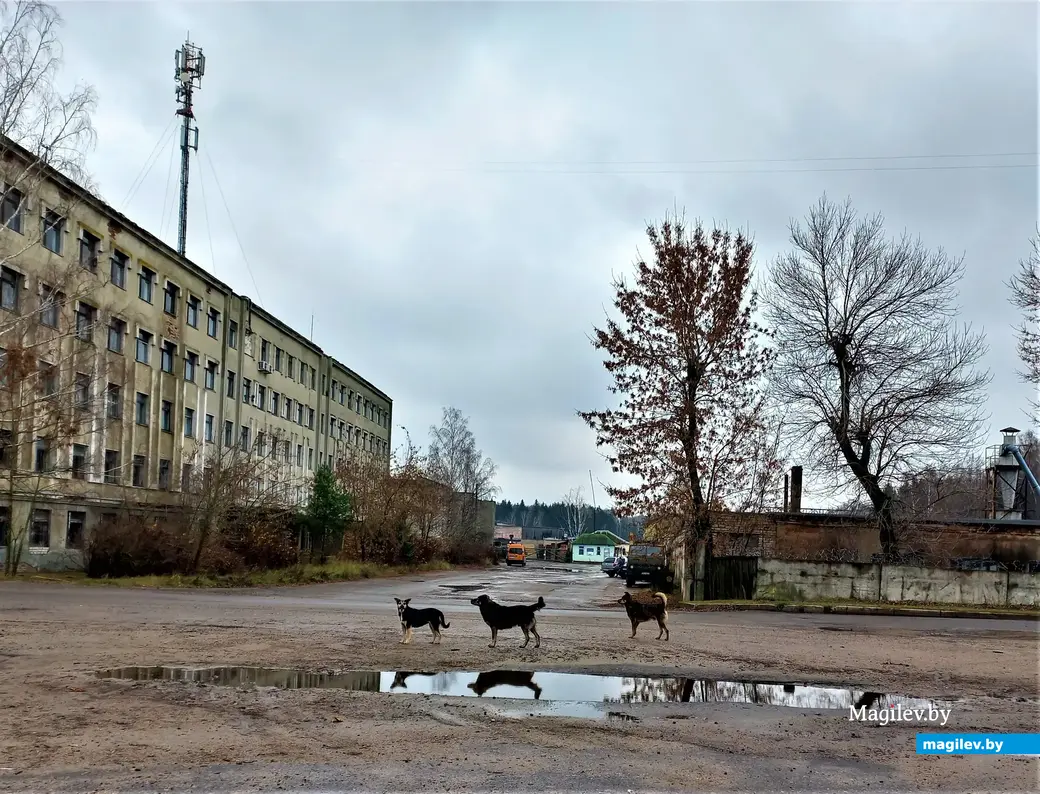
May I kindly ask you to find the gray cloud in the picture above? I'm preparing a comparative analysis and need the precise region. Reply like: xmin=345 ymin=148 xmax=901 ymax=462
xmin=55 ymin=1 xmax=1037 ymax=506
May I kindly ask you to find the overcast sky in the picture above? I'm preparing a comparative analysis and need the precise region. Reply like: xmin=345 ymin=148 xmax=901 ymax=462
xmin=52 ymin=1 xmax=1037 ymax=508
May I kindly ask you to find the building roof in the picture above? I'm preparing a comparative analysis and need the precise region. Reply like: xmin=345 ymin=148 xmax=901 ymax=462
xmin=573 ymin=531 xmax=628 ymax=547
xmin=0 ymin=133 xmax=391 ymax=403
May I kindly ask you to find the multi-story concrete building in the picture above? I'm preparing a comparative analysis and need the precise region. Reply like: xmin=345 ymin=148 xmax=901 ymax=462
xmin=0 ymin=136 xmax=392 ymax=569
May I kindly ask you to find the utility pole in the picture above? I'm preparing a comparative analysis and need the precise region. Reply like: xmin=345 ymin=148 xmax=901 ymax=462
xmin=174 ymin=38 xmax=206 ymax=257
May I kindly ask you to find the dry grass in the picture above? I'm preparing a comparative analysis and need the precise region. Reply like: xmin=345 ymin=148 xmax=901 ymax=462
xmin=1 ymin=560 xmax=457 ymax=589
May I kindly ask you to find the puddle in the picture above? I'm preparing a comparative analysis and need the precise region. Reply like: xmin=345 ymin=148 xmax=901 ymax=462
xmin=96 ymin=665 xmax=951 ymax=718
xmin=437 ymin=583 xmax=488 ymax=592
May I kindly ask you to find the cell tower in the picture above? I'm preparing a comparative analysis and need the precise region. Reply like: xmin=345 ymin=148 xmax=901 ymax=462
xmin=174 ymin=39 xmax=206 ymax=257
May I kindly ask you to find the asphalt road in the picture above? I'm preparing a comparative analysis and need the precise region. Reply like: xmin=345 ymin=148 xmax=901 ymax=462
xmin=0 ymin=562 xmax=1037 ymax=793
xmin=3 ymin=560 xmax=1036 ymax=633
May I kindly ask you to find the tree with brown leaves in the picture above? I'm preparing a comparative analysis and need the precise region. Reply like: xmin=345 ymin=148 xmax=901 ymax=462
xmin=579 ymin=211 xmax=775 ymax=552
xmin=1008 ymin=232 xmax=1039 ymax=418
xmin=763 ymin=195 xmax=991 ymax=559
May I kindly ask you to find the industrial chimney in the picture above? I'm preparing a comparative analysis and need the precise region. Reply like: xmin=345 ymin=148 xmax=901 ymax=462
xmin=789 ymin=466 xmax=803 ymax=513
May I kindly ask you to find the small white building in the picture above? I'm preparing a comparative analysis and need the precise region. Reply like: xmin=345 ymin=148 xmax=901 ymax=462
xmin=571 ymin=531 xmax=630 ymax=563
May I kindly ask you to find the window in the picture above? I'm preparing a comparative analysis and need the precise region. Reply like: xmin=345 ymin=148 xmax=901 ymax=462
xmin=296 ymin=444 xmax=303 ymax=467
xmin=186 ymin=295 xmax=200 ymax=327
xmin=181 ymin=463 xmax=193 ymax=491
xmin=33 ymin=437 xmax=51 ymax=472
xmin=296 ymin=402 xmax=304 ymax=425
xmin=1 ymin=186 xmax=23 ymax=233
xmin=160 ymin=400 xmax=172 ymax=432
xmin=310 ymin=368 xmax=316 ymax=390
xmin=158 ymin=459 xmax=171 ymax=490
xmin=106 ymin=383 xmax=122 ymax=420
xmin=260 ymin=339 xmax=269 ymax=363
xmin=108 ymin=318 xmax=126 ymax=353
xmin=240 ymin=426 xmax=250 ymax=450
xmin=138 ymin=267 xmax=154 ymax=302
xmin=66 ymin=511 xmax=86 ymax=549
xmin=1 ymin=266 xmax=20 ymax=310
xmin=256 ymin=384 xmax=266 ymax=410
xmin=136 ymin=329 xmax=152 ymax=364
xmin=135 ymin=392 xmax=149 ymax=426
xmin=226 ymin=370 xmax=236 ymax=399
xmin=184 ymin=351 xmax=198 ymax=382
xmin=228 ymin=320 xmax=238 ymax=349
xmin=207 ymin=307 xmax=220 ymax=337
xmin=104 ymin=449 xmax=120 ymax=484
xmin=286 ymin=355 xmax=295 ymax=379
xmin=79 ymin=229 xmax=100 ymax=271
xmin=30 ymin=509 xmax=50 ymax=547
xmin=40 ymin=284 xmax=61 ymax=327
xmin=204 ymin=360 xmax=217 ymax=390
xmin=204 ymin=413 xmax=214 ymax=442
xmin=73 ymin=373 xmax=90 ymax=410
xmin=223 ymin=420 xmax=233 ymax=447
xmin=309 ymin=407 xmax=315 ymax=430
xmin=283 ymin=398 xmax=292 ymax=420
xmin=274 ymin=347 xmax=282 ymax=372
xmin=110 ymin=250 xmax=128 ymax=289
xmin=256 ymin=433 xmax=266 ymax=457
xmin=163 ymin=282 xmax=180 ymax=315
xmin=160 ymin=340 xmax=176 ymax=374
xmin=132 ymin=454 xmax=146 ymax=487
xmin=41 ymin=210 xmax=64 ymax=254
xmin=0 ymin=428 xmax=12 ymax=467
xmin=0 ymin=506 xmax=9 ymax=546
xmin=307 ymin=448 xmax=313 ymax=470
xmin=330 ymin=380 xmax=338 ymax=400
xmin=75 ymin=302 xmax=96 ymax=342
xmin=242 ymin=377 xmax=251 ymax=404
xmin=38 ymin=362 xmax=57 ymax=398
xmin=271 ymin=392 xmax=280 ymax=415
xmin=71 ymin=444 xmax=88 ymax=480
xmin=184 ymin=407 xmax=195 ymax=437
xmin=283 ymin=440 xmax=290 ymax=462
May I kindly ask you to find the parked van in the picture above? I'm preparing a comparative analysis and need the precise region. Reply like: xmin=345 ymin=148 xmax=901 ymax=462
xmin=506 ymin=542 xmax=527 ymax=567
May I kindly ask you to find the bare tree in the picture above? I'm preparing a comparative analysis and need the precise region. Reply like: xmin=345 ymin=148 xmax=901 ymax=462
xmin=763 ymin=195 xmax=991 ymax=559
xmin=425 ymin=406 xmax=498 ymax=548
xmin=561 ymin=486 xmax=588 ymax=537
xmin=0 ymin=0 xmax=101 ymax=574
xmin=1008 ymin=232 xmax=1039 ymax=419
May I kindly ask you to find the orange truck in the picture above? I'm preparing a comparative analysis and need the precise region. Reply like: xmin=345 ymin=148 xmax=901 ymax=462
xmin=505 ymin=542 xmax=527 ymax=567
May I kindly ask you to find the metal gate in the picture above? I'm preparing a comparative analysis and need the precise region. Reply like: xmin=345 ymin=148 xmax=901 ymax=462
xmin=706 ymin=556 xmax=758 ymax=600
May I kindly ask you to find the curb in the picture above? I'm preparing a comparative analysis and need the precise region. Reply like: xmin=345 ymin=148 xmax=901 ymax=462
xmin=676 ymin=602 xmax=1040 ymax=621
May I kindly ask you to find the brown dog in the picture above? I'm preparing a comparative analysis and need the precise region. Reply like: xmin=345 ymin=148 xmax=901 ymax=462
xmin=618 ymin=591 xmax=669 ymax=640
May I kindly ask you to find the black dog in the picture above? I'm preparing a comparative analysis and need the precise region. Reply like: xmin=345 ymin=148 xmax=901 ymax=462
xmin=395 ymin=597 xmax=450 ymax=644
xmin=618 ymin=591 xmax=669 ymax=640
xmin=469 ymin=593 xmax=545 ymax=648
xmin=467 ymin=670 xmax=542 ymax=699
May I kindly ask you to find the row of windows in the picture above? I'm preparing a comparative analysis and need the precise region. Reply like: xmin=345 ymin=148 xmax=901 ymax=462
xmin=1 ymin=264 xmax=390 ymax=434
xmin=1 ymin=198 xmax=326 ymax=395
xmin=0 ymin=506 xmax=85 ymax=550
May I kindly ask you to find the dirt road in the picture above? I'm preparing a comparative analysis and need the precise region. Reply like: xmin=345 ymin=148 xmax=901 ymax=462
xmin=0 ymin=563 xmax=1037 ymax=792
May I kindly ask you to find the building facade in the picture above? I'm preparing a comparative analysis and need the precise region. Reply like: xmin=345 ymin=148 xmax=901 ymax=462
xmin=0 ymin=137 xmax=392 ymax=569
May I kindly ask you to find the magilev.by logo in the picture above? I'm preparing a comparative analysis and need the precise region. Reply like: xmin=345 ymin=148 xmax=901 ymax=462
xmin=849 ymin=703 xmax=951 ymax=726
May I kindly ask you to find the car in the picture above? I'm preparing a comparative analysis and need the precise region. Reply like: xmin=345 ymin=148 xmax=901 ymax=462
xmin=506 ymin=542 xmax=527 ymax=566
xmin=602 ymin=555 xmax=627 ymax=577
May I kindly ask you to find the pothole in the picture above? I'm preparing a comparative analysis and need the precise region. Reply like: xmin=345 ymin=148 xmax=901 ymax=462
xmin=95 ymin=665 xmax=957 ymax=719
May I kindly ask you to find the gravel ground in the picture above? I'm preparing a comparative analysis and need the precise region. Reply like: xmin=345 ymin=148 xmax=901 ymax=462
xmin=0 ymin=567 xmax=1037 ymax=792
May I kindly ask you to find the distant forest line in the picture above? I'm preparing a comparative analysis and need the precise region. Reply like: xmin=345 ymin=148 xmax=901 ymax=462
xmin=494 ymin=499 xmax=646 ymax=538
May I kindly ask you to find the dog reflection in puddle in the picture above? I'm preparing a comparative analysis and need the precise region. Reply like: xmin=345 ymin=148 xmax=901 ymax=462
xmin=467 ymin=670 xmax=542 ymax=699
xmin=390 ymin=671 xmax=436 ymax=690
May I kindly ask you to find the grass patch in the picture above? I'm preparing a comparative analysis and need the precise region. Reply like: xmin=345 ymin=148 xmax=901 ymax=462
xmin=1 ymin=560 xmax=456 ymax=589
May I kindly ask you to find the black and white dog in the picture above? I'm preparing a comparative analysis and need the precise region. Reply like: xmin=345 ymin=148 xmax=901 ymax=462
xmin=395 ymin=597 xmax=450 ymax=644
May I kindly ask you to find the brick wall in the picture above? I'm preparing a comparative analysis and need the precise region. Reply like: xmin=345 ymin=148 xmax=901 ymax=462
xmin=708 ymin=511 xmax=1040 ymax=566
